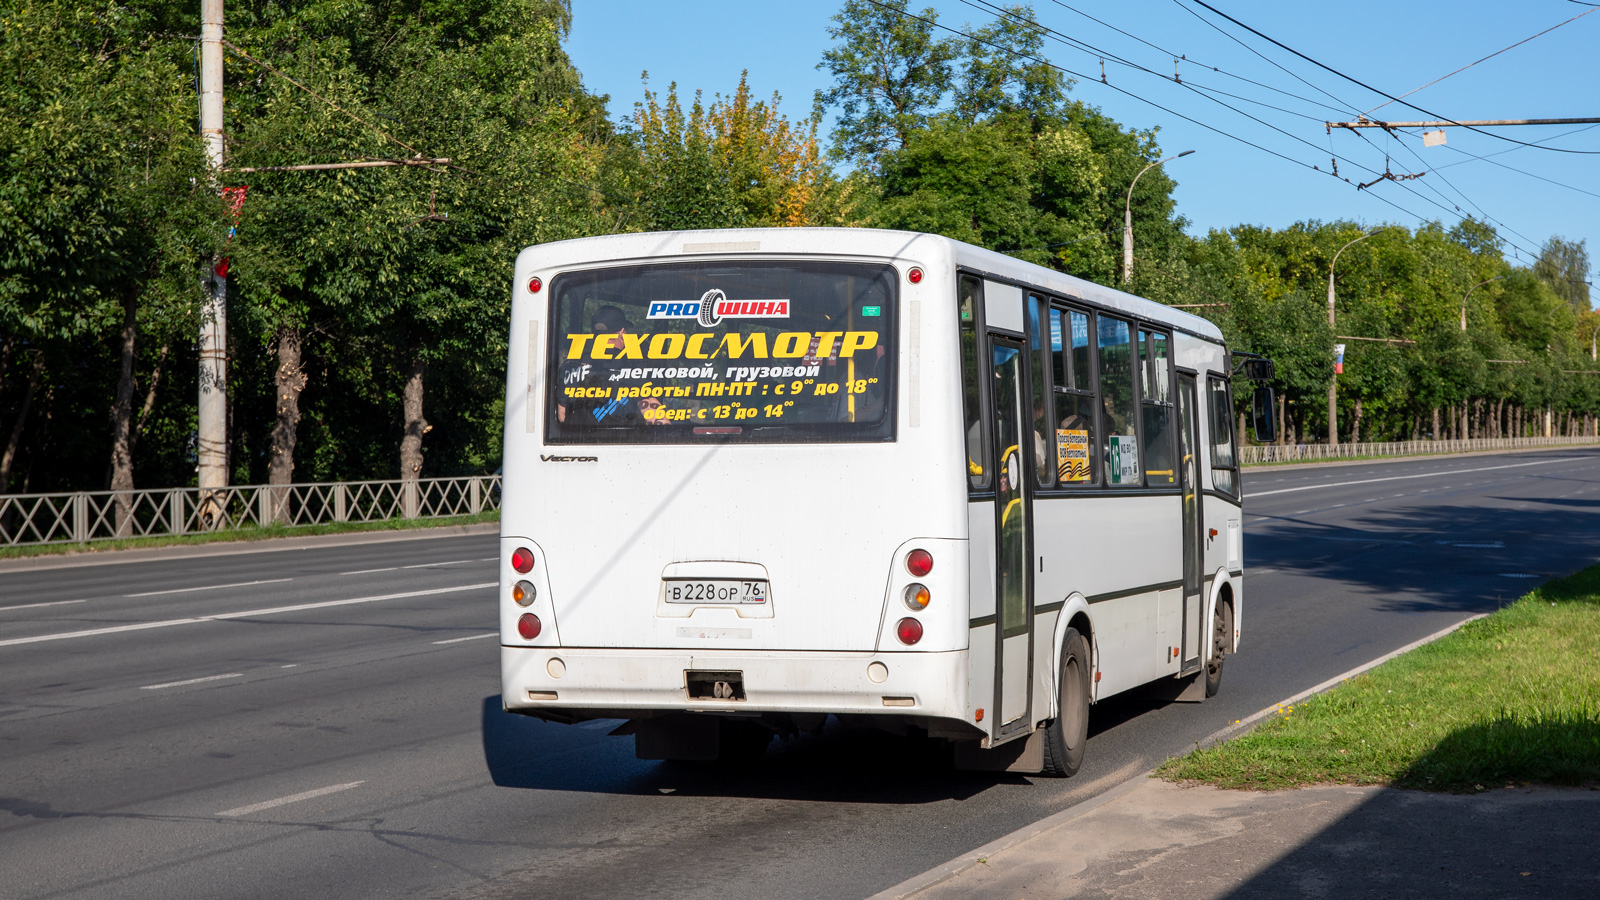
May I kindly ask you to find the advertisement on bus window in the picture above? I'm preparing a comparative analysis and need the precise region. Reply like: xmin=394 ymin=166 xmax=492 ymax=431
xmin=546 ymin=261 xmax=897 ymax=444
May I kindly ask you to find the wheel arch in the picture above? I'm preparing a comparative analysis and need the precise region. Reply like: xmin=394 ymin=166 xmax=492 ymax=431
xmin=1048 ymin=593 xmax=1094 ymax=718
xmin=1206 ymin=568 xmax=1237 ymax=660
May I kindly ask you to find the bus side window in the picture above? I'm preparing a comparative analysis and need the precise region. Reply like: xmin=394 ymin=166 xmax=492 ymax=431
xmin=1098 ymin=316 xmax=1141 ymax=486
xmin=1140 ymin=330 xmax=1176 ymax=487
xmin=1209 ymin=376 xmax=1239 ymax=496
xmin=1028 ymin=295 xmax=1052 ymax=487
xmin=1052 ymin=307 xmax=1097 ymax=486
xmin=959 ymin=275 xmax=990 ymax=490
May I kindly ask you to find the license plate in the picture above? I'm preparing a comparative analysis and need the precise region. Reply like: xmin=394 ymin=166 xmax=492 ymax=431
xmin=663 ymin=579 xmax=768 ymax=604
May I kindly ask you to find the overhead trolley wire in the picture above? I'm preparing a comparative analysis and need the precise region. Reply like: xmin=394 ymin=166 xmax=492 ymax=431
xmin=1184 ymin=0 xmax=1600 ymax=155
xmin=856 ymin=0 xmax=1447 ymax=232
xmin=1362 ymin=5 xmax=1598 ymax=117
xmin=949 ymin=0 xmax=1544 ymax=257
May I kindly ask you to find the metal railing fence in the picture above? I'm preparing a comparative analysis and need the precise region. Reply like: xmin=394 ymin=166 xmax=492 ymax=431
xmin=1240 ymin=434 xmax=1600 ymax=465
xmin=0 ymin=475 xmax=500 ymax=548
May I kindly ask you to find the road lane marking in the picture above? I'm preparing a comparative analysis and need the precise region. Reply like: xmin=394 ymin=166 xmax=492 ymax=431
xmin=432 ymin=632 xmax=498 ymax=645
xmin=0 ymin=583 xmax=496 ymax=648
xmin=141 ymin=673 xmax=243 ymax=690
xmin=0 ymin=599 xmax=88 ymax=612
xmin=403 ymin=559 xmax=475 ymax=569
xmin=217 ymin=781 xmax=364 ymax=818
xmin=1249 ymin=458 xmax=1575 ymax=498
xmin=340 ymin=567 xmax=398 ymax=575
xmin=126 ymin=579 xmax=291 ymax=597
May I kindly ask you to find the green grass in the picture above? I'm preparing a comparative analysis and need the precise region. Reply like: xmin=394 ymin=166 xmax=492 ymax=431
xmin=0 ymin=510 xmax=499 ymax=561
xmin=1159 ymin=565 xmax=1600 ymax=792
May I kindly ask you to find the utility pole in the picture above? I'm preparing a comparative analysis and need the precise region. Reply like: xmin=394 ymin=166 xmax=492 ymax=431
xmin=1122 ymin=150 xmax=1194 ymax=284
xmin=1460 ymin=275 xmax=1507 ymax=332
xmin=198 ymin=0 xmax=227 ymax=509
xmin=1326 ymin=231 xmax=1376 ymax=446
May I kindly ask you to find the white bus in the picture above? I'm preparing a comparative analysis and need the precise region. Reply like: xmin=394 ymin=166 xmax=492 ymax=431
xmin=499 ymin=228 xmax=1272 ymax=774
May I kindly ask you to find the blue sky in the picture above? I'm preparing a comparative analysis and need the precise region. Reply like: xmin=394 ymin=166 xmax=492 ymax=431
xmin=567 ymin=1 xmax=1598 ymax=268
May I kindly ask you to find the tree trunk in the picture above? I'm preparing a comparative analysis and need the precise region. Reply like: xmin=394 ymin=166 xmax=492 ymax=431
xmin=267 ymin=328 xmax=308 ymax=524
xmin=108 ymin=293 xmax=138 ymax=536
xmin=1277 ymin=393 xmax=1286 ymax=446
xmin=1431 ymin=406 xmax=1440 ymax=441
xmin=400 ymin=357 xmax=428 ymax=479
xmin=400 ymin=357 xmax=429 ymax=518
xmin=1 ymin=353 xmax=42 ymax=494
xmin=1351 ymin=398 xmax=1363 ymax=445
xmin=1460 ymin=403 xmax=1469 ymax=441
xmin=129 ymin=343 xmax=169 ymax=456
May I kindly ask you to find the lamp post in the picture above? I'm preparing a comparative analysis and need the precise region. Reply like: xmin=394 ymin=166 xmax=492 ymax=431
xmin=1123 ymin=149 xmax=1194 ymax=284
xmin=1460 ymin=275 xmax=1507 ymax=332
xmin=1325 ymin=230 xmax=1380 ymax=446
xmin=1591 ymin=322 xmax=1599 ymax=361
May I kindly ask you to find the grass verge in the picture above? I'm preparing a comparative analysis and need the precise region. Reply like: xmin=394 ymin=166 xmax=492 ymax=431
xmin=1159 ymin=565 xmax=1600 ymax=792
xmin=0 ymin=510 xmax=499 ymax=561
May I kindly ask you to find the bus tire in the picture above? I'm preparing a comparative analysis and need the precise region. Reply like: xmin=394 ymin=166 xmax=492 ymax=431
xmin=1205 ymin=600 xmax=1231 ymax=698
xmin=1040 ymin=627 xmax=1090 ymax=777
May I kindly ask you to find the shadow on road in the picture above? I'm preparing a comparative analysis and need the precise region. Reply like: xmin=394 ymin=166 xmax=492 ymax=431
xmin=480 ymin=695 xmax=1023 ymax=803
xmin=1246 ymin=454 xmax=1600 ymax=616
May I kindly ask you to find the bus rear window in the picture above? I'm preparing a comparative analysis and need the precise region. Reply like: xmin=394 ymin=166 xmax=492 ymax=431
xmin=546 ymin=261 xmax=897 ymax=444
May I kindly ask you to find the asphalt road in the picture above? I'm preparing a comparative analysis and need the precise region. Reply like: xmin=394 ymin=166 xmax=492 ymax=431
xmin=4 ymin=448 xmax=1600 ymax=900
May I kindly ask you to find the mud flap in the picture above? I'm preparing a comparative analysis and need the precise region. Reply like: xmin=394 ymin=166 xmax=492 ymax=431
xmin=633 ymin=714 xmax=720 ymax=761
xmin=953 ymin=730 xmax=1044 ymax=773
xmin=1174 ymin=671 xmax=1207 ymax=703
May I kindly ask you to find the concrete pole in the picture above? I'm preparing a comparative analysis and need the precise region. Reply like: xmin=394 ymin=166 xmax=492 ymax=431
xmin=198 ymin=0 xmax=227 ymax=496
xmin=1326 ymin=231 xmax=1375 ymax=446
xmin=1460 ymin=275 xmax=1506 ymax=332
xmin=1122 ymin=150 xmax=1193 ymax=284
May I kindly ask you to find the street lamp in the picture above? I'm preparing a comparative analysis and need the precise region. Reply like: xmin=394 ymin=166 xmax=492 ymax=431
xmin=1460 ymin=275 xmax=1507 ymax=332
xmin=1325 ymin=230 xmax=1379 ymax=446
xmin=1591 ymin=322 xmax=1599 ymax=361
xmin=1123 ymin=150 xmax=1194 ymax=283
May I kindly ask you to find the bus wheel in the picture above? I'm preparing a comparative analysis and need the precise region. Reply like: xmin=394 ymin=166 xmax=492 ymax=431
xmin=1205 ymin=601 xmax=1231 ymax=698
xmin=1040 ymin=628 xmax=1089 ymax=777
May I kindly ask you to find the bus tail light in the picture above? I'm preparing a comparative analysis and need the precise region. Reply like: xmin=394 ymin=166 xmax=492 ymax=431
xmin=517 ymin=613 xmax=542 ymax=640
xmin=896 ymin=617 xmax=923 ymax=645
xmin=527 ymin=276 xmax=542 ymax=293
xmin=908 ymin=267 xmax=923 ymax=284
xmin=906 ymin=549 xmax=933 ymax=577
xmin=903 ymin=583 xmax=930 ymax=611
xmin=511 ymin=547 xmax=535 ymax=573
xmin=512 ymin=581 xmax=536 ymax=606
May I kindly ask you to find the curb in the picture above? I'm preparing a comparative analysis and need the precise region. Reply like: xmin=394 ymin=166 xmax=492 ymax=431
xmin=865 ymin=612 xmax=1491 ymax=900
xmin=0 ymin=521 xmax=499 ymax=574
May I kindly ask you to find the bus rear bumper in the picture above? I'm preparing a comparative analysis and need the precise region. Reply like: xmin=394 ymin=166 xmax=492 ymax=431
xmin=501 ymin=646 xmax=969 ymax=724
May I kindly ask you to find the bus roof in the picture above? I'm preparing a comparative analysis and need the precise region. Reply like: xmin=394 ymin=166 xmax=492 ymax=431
xmin=517 ymin=227 xmax=1224 ymax=343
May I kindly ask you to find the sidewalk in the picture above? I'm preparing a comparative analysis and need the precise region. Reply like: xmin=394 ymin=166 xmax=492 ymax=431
xmin=876 ymin=777 xmax=1600 ymax=899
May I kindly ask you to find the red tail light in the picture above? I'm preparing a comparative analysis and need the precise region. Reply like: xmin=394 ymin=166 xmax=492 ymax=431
xmin=906 ymin=549 xmax=933 ymax=577
xmin=528 ymin=276 xmax=542 ymax=293
xmin=908 ymin=267 xmax=923 ymax=284
xmin=896 ymin=617 xmax=923 ymax=645
xmin=517 ymin=613 xmax=542 ymax=640
xmin=511 ymin=547 xmax=535 ymax=573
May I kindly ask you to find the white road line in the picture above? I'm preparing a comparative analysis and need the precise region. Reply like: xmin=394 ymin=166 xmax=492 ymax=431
xmin=141 ymin=673 xmax=243 ymax=690
xmin=0 ymin=599 xmax=88 ymax=612
xmin=0 ymin=583 xmax=496 ymax=648
xmin=126 ymin=578 xmax=291 ymax=598
xmin=402 ymin=559 xmax=474 ymax=569
xmin=340 ymin=567 xmax=398 ymax=576
xmin=1249 ymin=457 xmax=1575 ymax=498
xmin=216 ymin=781 xmax=364 ymax=818
xmin=431 ymin=632 xmax=498 ymax=645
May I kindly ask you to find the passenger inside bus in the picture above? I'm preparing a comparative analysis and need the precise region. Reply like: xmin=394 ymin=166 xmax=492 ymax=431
xmin=557 ymin=305 xmax=638 ymax=427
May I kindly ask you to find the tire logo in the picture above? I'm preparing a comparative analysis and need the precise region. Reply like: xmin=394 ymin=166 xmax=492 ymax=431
xmin=697 ymin=289 xmax=725 ymax=328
